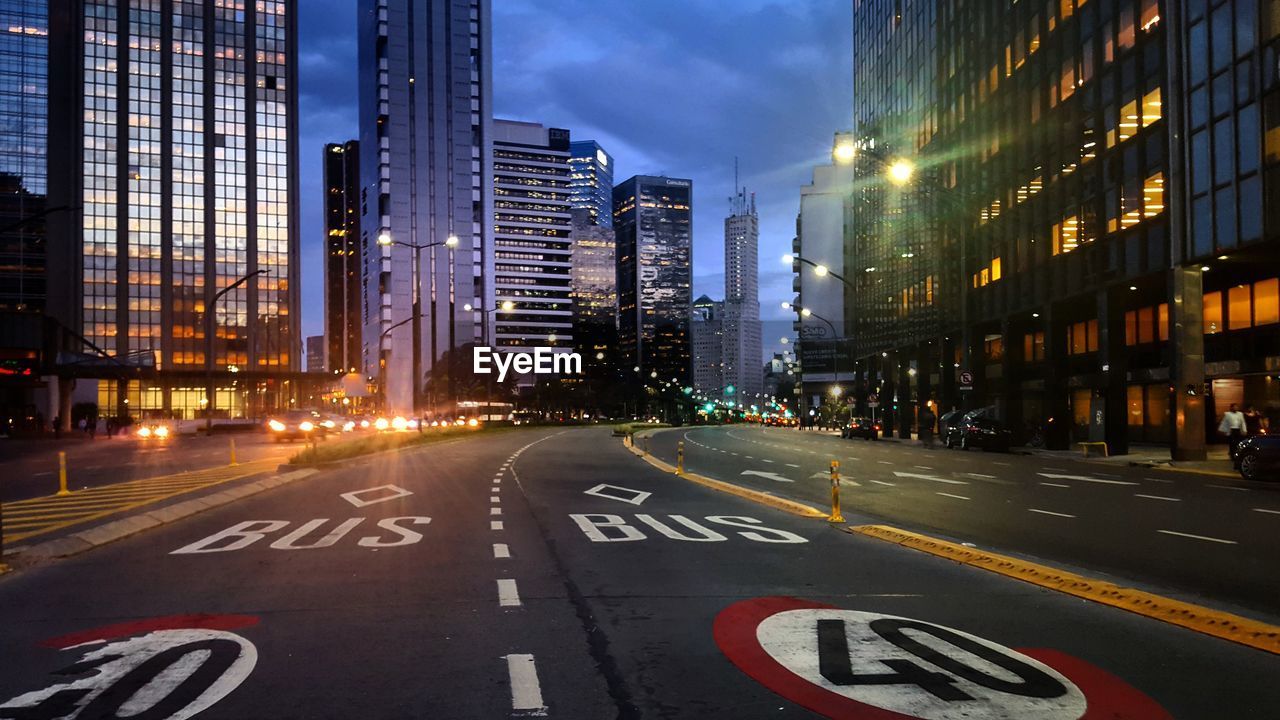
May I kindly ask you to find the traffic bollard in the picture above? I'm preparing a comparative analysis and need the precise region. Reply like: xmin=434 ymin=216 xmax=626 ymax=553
xmin=57 ymin=451 xmax=70 ymax=497
xmin=643 ymin=436 xmax=650 ymax=457
xmin=677 ymin=441 xmax=685 ymax=474
xmin=828 ymin=460 xmax=844 ymax=523
xmin=229 ymin=437 xmax=238 ymax=466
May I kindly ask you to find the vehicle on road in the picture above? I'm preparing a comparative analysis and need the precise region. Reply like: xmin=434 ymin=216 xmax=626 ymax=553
xmin=1232 ymin=434 xmax=1280 ymax=481
xmin=840 ymin=416 xmax=880 ymax=440
xmin=134 ymin=422 xmax=171 ymax=440
xmin=266 ymin=410 xmax=326 ymax=442
xmin=944 ymin=412 xmax=1013 ymax=452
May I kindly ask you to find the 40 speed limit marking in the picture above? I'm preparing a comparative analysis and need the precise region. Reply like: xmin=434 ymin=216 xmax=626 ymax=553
xmin=714 ymin=597 xmax=1171 ymax=720
xmin=1 ymin=614 xmax=259 ymax=720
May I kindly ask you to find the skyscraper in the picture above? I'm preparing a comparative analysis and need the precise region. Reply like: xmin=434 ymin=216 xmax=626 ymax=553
xmin=568 ymin=139 xmax=613 ymax=228
xmin=324 ymin=141 xmax=361 ymax=375
xmin=358 ymin=0 xmax=492 ymax=414
xmin=722 ymin=181 xmax=762 ymax=406
xmin=0 ymin=0 xmax=47 ymax=314
xmin=691 ymin=295 xmax=723 ymax=397
xmin=613 ymin=175 xmax=693 ymax=386
xmin=47 ymin=0 xmax=301 ymax=420
xmin=569 ymin=208 xmax=615 ymax=372
xmin=491 ymin=120 xmax=573 ymax=352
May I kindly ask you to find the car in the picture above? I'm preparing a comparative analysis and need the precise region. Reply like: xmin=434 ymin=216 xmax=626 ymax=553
xmin=841 ymin=416 xmax=881 ymax=440
xmin=135 ymin=422 xmax=172 ymax=440
xmin=944 ymin=412 xmax=1013 ymax=452
xmin=1232 ymin=435 xmax=1280 ymax=481
xmin=266 ymin=410 xmax=326 ymax=442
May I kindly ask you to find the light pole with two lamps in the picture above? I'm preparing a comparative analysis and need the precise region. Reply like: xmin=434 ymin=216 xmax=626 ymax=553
xmin=205 ymin=269 xmax=269 ymax=432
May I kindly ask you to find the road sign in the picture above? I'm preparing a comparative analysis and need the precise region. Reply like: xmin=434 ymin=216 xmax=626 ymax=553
xmin=715 ymin=596 xmax=1170 ymax=720
xmin=958 ymin=370 xmax=974 ymax=391
xmin=868 ymin=393 xmax=880 ymax=408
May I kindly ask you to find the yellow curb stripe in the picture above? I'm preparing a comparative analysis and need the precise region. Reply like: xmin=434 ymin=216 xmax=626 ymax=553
xmin=627 ymin=441 xmax=828 ymax=519
xmin=9 ymin=461 xmax=278 ymax=508
xmin=848 ymin=524 xmax=1280 ymax=656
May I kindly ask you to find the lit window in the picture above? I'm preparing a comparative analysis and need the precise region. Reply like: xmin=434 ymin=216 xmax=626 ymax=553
xmin=1142 ymin=88 xmax=1162 ymax=127
xmin=1255 ymin=279 xmax=1279 ymax=326
xmin=1203 ymin=292 xmax=1223 ymax=334
xmin=1143 ymin=172 xmax=1165 ymax=218
xmin=991 ymin=257 xmax=1002 ymax=281
xmin=1228 ymin=285 xmax=1252 ymax=330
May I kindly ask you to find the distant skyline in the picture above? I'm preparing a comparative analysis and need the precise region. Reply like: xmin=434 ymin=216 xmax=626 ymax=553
xmin=297 ymin=0 xmax=852 ymax=359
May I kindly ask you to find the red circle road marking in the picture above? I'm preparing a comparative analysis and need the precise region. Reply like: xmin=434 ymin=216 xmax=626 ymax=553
xmin=41 ymin=614 xmax=260 ymax=649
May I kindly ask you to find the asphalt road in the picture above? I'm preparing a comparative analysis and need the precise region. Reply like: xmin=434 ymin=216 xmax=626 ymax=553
xmin=0 ymin=434 xmax=298 ymax=502
xmin=0 ymin=427 xmax=1277 ymax=718
xmin=649 ymin=425 xmax=1280 ymax=615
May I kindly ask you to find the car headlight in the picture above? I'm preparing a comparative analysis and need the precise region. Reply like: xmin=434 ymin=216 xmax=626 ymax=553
xmin=374 ymin=417 xmax=389 ymax=431
xmin=321 ymin=420 xmax=336 ymax=429
xmin=154 ymin=426 xmax=170 ymax=438
xmin=268 ymin=419 xmax=286 ymax=432
xmin=391 ymin=416 xmax=408 ymax=431
xmin=136 ymin=426 xmax=152 ymax=438
xmin=299 ymin=421 xmax=314 ymax=432
xmin=343 ymin=421 xmax=356 ymax=432
xmin=468 ymin=418 xmax=479 ymax=427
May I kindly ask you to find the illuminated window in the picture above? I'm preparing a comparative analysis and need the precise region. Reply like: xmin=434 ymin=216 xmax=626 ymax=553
xmin=1228 ymin=285 xmax=1252 ymax=330
xmin=991 ymin=257 xmax=1001 ymax=281
xmin=1142 ymin=172 xmax=1165 ymax=218
xmin=1125 ymin=310 xmax=1137 ymax=345
xmin=1053 ymin=216 xmax=1081 ymax=255
xmin=1118 ymin=6 xmax=1136 ymax=49
xmin=1118 ymin=99 xmax=1139 ymax=144
xmin=1203 ymin=291 xmax=1223 ymax=334
xmin=1137 ymin=306 xmax=1155 ymax=344
xmin=1158 ymin=303 xmax=1170 ymax=341
xmin=1142 ymin=88 xmax=1162 ymax=127
xmin=1255 ymin=279 xmax=1279 ymax=326
xmin=1140 ymin=0 xmax=1160 ymax=31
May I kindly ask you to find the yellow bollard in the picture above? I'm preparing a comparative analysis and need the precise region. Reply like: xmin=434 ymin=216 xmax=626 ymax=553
xmin=643 ymin=436 xmax=650 ymax=457
xmin=57 ymin=451 xmax=70 ymax=496
xmin=677 ymin=440 xmax=685 ymax=474
xmin=229 ymin=437 xmax=238 ymax=466
xmin=828 ymin=460 xmax=844 ymax=523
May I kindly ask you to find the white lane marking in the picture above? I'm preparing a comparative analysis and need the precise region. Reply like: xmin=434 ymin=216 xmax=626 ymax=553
xmin=785 ymin=463 xmax=800 ymax=468
xmin=877 ymin=460 xmax=893 ymax=465
xmin=1038 ymin=473 xmax=1138 ymax=486
xmin=1028 ymin=508 xmax=1076 ymax=518
xmin=761 ymin=458 xmax=775 ymax=464
xmin=1042 ymin=467 xmax=1069 ymax=472
xmin=993 ymin=462 xmax=1012 ymax=466
xmin=1040 ymin=482 xmax=1070 ymax=488
xmin=893 ymin=471 xmax=968 ymax=485
xmin=967 ymin=473 xmax=998 ymax=479
xmin=1146 ymin=477 xmax=1176 ymax=484
xmin=491 ymin=521 xmax=504 ymax=530
xmin=1134 ymin=493 xmax=1181 ymax=502
xmin=497 ymin=578 xmax=522 ymax=607
xmin=1207 ymin=484 xmax=1248 ymax=492
xmin=491 ymin=496 xmax=500 ymax=503
xmin=914 ymin=466 xmax=934 ymax=470
xmin=32 ymin=471 xmax=52 ymax=477
xmin=491 ymin=507 xmax=502 ymax=515
xmin=493 ymin=543 xmax=510 ymax=558
xmin=505 ymin=654 xmax=546 ymax=714
xmin=1157 ymin=529 xmax=1237 ymax=545
xmin=1252 ymin=508 xmax=1280 ymax=516
xmin=936 ymin=492 xmax=971 ymax=501
xmin=871 ymin=480 xmax=896 ymax=487
xmin=744 ymin=455 xmax=755 ymax=460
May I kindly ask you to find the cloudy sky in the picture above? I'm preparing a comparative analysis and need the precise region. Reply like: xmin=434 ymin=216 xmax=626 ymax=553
xmin=297 ymin=0 xmax=852 ymax=358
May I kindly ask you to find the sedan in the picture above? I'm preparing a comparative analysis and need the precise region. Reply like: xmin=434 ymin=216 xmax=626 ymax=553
xmin=841 ymin=417 xmax=881 ymax=440
xmin=944 ymin=414 xmax=1013 ymax=452
xmin=266 ymin=411 xmax=326 ymax=442
xmin=1232 ymin=435 xmax=1280 ymax=481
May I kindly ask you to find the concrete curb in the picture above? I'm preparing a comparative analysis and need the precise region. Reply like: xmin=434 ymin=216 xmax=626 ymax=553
xmin=622 ymin=432 xmax=829 ymax=519
xmin=3 ymin=468 xmax=317 ymax=571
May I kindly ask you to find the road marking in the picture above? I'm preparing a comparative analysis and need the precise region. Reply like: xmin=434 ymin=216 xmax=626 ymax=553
xmin=1157 ymin=527 xmax=1233 ymax=543
xmin=490 ymin=496 xmax=500 ymax=503
xmin=504 ymin=654 xmax=546 ymax=714
xmin=1207 ymin=484 xmax=1248 ymax=492
xmin=1146 ymin=477 xmax=1175 ymax=484
xmin=32 ymin=471 xmax=52 ymax=477
xmin=584 ymin=484 xmax=651 ymax=505
xmin=1037 ymin=472 xmax=1137 ymax=486
xmin=491 ymin=507 xmax=502 ymax=515
xmin=1028 ymin=509 xmax=1076 ymax=519
xmin=1039 ymin=482 xmax=1070 ymax=488
xmin=892 ymin=471 xmax=967 ymax=485
xmin=493 ymin=543 xmax=510 ymax=558
xmin=936 ymin=492 xmax=970 ymax=501
xmin=913 ymin=465 xmax=934 ymax=470
xmin=785 ymin=463 xmax=799 ymax=468
xmin=870 ymin=480 xmax=896 ymax=487
xmin=1096 ymin=472 xmax=1124 ymax=479
xmin=497 ymin=578 xmax=521 ymax=607
xmin=490 ymin=521 xmax=504 ymax=530
xmin=993 ymin=461 xmax=1012 ymax=466
xmin=740 ymin=470 xmax=794 ymax=483
xmin=1042 ymin=467 xmax=1069 ymax=472
xmin=876 ymin=460 xmax=893 ymax=465
xmin=1135 ymin=493 xmax=1181 ymax=502
xmin=1253 ymin=508 xmax=1280 ymax=516
xmin=966 ymin=472 xmax=997 ymax=479
xmin=760 ymin=458 xmax=774 ymax=464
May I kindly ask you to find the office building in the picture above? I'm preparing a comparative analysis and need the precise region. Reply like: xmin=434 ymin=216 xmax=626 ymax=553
xmin=722 ymin=181 xmax=762 ymax=407
xmin=323 ymin=141 xmax=362 ymax=375
xmin=569 ymin=208 xmax=615 ymax=372
xmin=614 ymin=175 xmax=693 ymax=386
xmin=358 ymin=0 xmax=492 ymax=414
xmin=835 ymin=0 xmax=1280 ymax=456
xmin=691 ymin=295 xmax=723 ymax=398
xmin=491 ymin=120 xmax=573 ymax=352
xmin=306 ymin=335 xmax=324 ymax=373
xmin=46 ymin=0 xmax=302 ymax=421
xmin=0 ymin=0 xmax=47 ymax=314
xmin=569 ymin=139 xmax=613 ymax=228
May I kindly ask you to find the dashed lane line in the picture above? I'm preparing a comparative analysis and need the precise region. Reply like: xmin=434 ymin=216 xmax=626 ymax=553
xmin=1253 ymin=508 xmax=1280 ymax=516
xmin=1040 ymin=482 xmax=1070 ymax=488
xmin=1028 ymin=508 xmax=1076 ymax=519
xmin=936 ymin=492 xmax=970 ymax=501
xmin=1208 ymin=484 xmax=1249 ymax=492
xmin=1134 ymin=493 xmax=1181 ymax=502
xmin=1157 ymin=529 xmax=1237 ymax=545
xmin=497 ymin=578 xmax=522 ymax=607
xmin=505 ymin=654 xmax=547 ymax=714
xmin=870 ymin=480 xmax=896 ymax=487
xmin=493 ymin=543 xmax=511 ymax=558
xmin=490 ymin=520 xmax=504 ymax=530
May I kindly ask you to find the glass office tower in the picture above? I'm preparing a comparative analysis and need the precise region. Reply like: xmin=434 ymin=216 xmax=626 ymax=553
xmin=324 ymin=140 xmax=362 ymax=375
xmin=569 ymin=139 xmax=613 ymax=228
xmin=0 ymin=0 xmax=47 ymax=314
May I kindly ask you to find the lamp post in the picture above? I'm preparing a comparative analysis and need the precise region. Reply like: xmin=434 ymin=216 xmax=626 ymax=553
xmin=377 ymin=315 xmax=415 ymax=412
xmin=377 ymin=232 xmax=458 ymax=416
xmin=465 ymin=300 xmax=515 ymax=418
xmin=205 ymin=269 xmax=269 ymax=432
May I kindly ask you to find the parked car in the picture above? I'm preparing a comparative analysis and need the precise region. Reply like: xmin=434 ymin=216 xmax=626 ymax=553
xmin=841 ymin=416 xmax=881 ymax=440
xmin=266 ymin=410 xmax=326 ymax=442
xmin=1232 ymin=435 xmax=1280 ymax=481
xmin=944 ymin=412 xmax=1013 ymax=452
xmin=938 ymin=410 xmax=961 ymax=440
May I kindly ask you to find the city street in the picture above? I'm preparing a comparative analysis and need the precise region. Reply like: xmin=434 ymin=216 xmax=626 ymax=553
xmin=650 ymin=426 xmax=1280 ymax=615
xmin=1 ymin=428 xmax=1278 ymax=718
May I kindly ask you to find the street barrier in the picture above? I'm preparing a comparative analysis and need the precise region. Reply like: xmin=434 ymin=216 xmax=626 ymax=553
xmin=828 ymin=459 xmax=844 ymax=523
xmin=677 ymin=441 xmax=685 ymax=474
xmin=57 ymin=452 xmax=70 ymax=497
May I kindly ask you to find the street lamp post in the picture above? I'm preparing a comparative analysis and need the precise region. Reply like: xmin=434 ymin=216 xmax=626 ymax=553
xmin=465 ymin=300 xmax=514 ymax=418
xmin=205 ymin=269 xmax=269 ymax=432
xmin=377 ymin=315 xmax=415 ymax=412
xmin=378 ymin=232 xmax=458 ymax=417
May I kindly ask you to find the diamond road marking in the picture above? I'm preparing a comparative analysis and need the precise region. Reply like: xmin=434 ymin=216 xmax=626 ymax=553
xmin=340 ymin=484 xmax=414 ymax=508
xmin=583 ymin=484 xmax=652 ymax=506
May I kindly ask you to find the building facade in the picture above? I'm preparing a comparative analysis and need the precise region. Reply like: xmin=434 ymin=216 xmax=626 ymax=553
xmin=306 ymin=335 xmax=324 ymax=373
xmin=691 ymin=295 xmax=723 ymax=397
xmin=491 ymin=120 xmax=573 ymax=352
xmin=0 ymin=0 xmax=47 ymax=314
xmin=358 ymin=0 xmax=492 ymax=414
xmin=722 ymin=184 xmax=763 ymax=407
xmin=46 ymin=0 xmax=302 ymax=421
xmin=568 ymin=139 xmax=613 ymax=228
xmin=614 ymin=175 xmax=693 ymax=387
xmin=323 ymin=141 xmax=361 ymax=375
xmin=834 ymin=0 xmax=1280 ymax=456
xmin=569 ymin=208 xmax=615 ymax=372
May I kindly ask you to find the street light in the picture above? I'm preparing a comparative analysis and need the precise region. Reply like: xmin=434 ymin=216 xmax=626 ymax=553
xmin=204 ymin=269 xmax=269 ymax=432
xmin=376 ymin=231 xmax=460 ymax=416
xmin=886 ymin=158 xmax=915 ymax=186
xmin=785 ymin=253 xmax=855 ymax=289
xmin=833 ymin=141 xmax=857 ymax=164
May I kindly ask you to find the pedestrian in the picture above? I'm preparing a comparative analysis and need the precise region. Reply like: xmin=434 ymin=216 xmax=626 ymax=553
xmin=919 ymin=405 xmax=936 ymax=447
xmin=87 ymin=414 xmax=98 ymax=439
xmin=1218 ymin=403 xmax=1247 ymax=455
xmin=1243 ymin=405 xmax=1263 ymax=437
xmin=106 ymin=416 xmax=117 ymax=438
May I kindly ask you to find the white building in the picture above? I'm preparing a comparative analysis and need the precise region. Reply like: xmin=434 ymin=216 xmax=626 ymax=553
xmin=722 ymin=185 xmax=763 ymax=407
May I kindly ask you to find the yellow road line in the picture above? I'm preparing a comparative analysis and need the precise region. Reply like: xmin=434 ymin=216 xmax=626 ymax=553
xmin=848 ymin=524 xmax=1280 ymax=656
